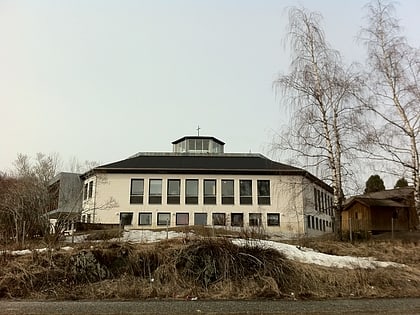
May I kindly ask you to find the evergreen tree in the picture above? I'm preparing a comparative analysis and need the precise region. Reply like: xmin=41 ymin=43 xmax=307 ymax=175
xmin=394 ymin=178 xmax=408 ymax=188
xmin=364 ymin=175 xmax=385 ymax=193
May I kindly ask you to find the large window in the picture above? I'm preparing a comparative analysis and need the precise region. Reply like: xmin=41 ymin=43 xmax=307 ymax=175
xmin=120 ymin=212 xmax=133 ymax=226
xmin=157 ymin=212 xmax=171 ymax=226
xmin=83 ymin=183 xmax=88 ymax=200
xmin=149 ymin=179 xmax=162 ymax=204
xmin=194 ymin=213 xmax=207 ymax=225
xmin=231 ymin=213 xmax=244 ymax=227
xmin=204 ymin=180 xmax=216 ymax=204
xmin=267 ymin=213 xmax=280 ymax=226
xmin=130 ymin=179 xmax=144 ymax=204
xmin=257 ymin=180 xmax=270 ymax=205
xmin=212 ymin=213 xmax=226 ymax=226
xmin=249 ymin=213 xmax=262 ymax=226
xmin=138 ymin=212 xmax=152 ymax=225
xmin=88 ymin=181 xmax=94 ymax=198
xmin=167 ymin=179 xmax=180 ymax=204
xmin=222 ymin=180 xmax=234 ymax=205
xmin=186 ymin=179 xmax=198 ymax=204
xmin=240 ymin=180 xmax=252 ymax=205
xmin=176 ymin=213 xmax=189 ymax=225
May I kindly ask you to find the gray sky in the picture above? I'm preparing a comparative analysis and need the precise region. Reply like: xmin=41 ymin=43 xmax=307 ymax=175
xmin=1 ymin=0 xmax=419 ymax=174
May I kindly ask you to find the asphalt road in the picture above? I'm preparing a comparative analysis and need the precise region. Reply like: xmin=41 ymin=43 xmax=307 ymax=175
xmin=1 ymin=298 xmax=420 ymax=315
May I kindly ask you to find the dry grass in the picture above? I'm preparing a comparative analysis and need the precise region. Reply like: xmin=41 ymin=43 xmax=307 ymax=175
xmin=0 ymin=234 xmax=419 ymax=300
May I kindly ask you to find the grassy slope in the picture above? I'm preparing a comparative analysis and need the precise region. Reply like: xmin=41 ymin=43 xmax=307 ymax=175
xmin=0 ymin=230 xmax=419 ymax=300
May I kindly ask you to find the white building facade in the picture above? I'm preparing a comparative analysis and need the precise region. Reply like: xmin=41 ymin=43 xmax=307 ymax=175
xmin=81 ymin=136 xmax=334 ymax=237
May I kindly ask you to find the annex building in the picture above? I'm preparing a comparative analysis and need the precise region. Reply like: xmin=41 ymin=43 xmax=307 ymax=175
xmin=76 ymin=136 xmax=335 ymax=238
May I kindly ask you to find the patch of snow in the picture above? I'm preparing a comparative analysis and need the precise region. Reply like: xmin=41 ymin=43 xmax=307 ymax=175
xmin=232 ymin=239 xmax=405 ymax=269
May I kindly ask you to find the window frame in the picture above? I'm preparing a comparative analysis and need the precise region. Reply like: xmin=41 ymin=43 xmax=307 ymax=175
xmin=257 ymin=180 xmax=270 ymax=205
xmin=212 ymin=213 xmax=226 ymax=226
xmin=204 ymin=179 xmax=216 ymax=205
xmin=167 ymin=179 xmax=181 ymax=204
xmin=231 ymin=213 xmax=244 ymax=227
xmin=239 ymin=180 xmax=253 ymax=205
xmin=185 ymin=179 xmax=199 ymax=204
xmin=249 ymin=213 xmax=262 ymax=227
xmin=157 ymin=212 xmax=171 ymax=226
xmin=130 ymin=179 xmax=144 ymax=204
xmin=138 ymin=212 xmax=152 ymax=226
xmin=267 ymin=213 xmax=280 ymax=226
xmin=221 ymin=180 xmax=234 ymax=205
xmin=176 ymin=212 xmax=189 ymax=226
xmin=149 ymin=179 xmax=162 ymax=204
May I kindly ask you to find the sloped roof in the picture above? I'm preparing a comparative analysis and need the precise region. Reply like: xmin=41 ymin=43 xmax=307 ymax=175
xmin=95 ymin=153 xmax=303 ymax=175
xmin=343 ymin=187 xmax=414 ymax=211
xmin=85 ymin=153 xmax=333 ymax=192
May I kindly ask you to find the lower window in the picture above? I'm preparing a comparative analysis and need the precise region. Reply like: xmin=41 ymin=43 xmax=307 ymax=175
xmin=194 ymin=213 xmax=207 ymax=225
xmin=249 ymin=213 xmax=262 ymax=226
xmin=139 ymin=212 xmax=152 ymax=225
xmin=212 ymin=213 xmax=226 ymax=226
xmin=176 ymin=213 xmax=189 ymax=225
xmin=120 ymin=212 xmax=133 ymax=226
xmin=231 ymin=213 xmax=244 ymax=227
xmin=157 ymin=212 xmax=171 ymax=226
xmin=267 ymin=213 xmax=280 ymax=226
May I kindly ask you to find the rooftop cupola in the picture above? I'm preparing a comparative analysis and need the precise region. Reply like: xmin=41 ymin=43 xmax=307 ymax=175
xmin=172 ymin=136 xmax=225 ymax=154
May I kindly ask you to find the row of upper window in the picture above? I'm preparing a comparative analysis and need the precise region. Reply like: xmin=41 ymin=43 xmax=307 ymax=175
xmin=119 ymin=211 xmax=280 ymax=227
xmin=314 ymin=188 xmax=334 ymax=216
xmin=130 ymin=179 xmax=271 ymax=206
xmin=307 ymin=215 xmax=332 ymax=232
xmin=83 ymin=181 xmax=94 ymax=200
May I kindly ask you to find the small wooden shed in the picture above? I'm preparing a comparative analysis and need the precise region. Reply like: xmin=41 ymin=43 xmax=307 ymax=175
xmin=342 ymin=187 xmax=418 ymax=234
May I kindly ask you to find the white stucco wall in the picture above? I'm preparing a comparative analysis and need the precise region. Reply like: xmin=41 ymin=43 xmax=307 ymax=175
xmin=82 ymin=172 xmax=334 ymax=237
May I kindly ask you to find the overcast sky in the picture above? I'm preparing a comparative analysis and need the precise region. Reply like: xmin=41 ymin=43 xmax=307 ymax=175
xmin=1 ymin=0 xmax=419 ymax=177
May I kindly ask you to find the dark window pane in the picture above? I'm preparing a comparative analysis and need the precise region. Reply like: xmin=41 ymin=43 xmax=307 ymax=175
xmin=222 ymin=180 xmax=234 ymax=205
xmin=240 ymin=180 xmax=252 ymax=205
xmin=194 ymin=213 xmax=207 ymax=225
xmin=257 ymin=180 xmax=270 ymax=205
xmin=267 ymin=213 xmax=280 ymax=226
xmin=212 ymin=213 xmax=226 ymax=226
xmin=176 ymin=213 xmax=189 ymax=225
xmin=231 ymin=213 xmax=243 ymax=227
xmin=167 ymin=179 xmax=180 ymax=204
xmin=149 ymin=179 xmax=162 ymax=204
xmin=130 ymin=179 xmax=144 ymax=204
xmin=139 ymin=212 xmax=152 ymax=225
xmin=157 ymin=212 xmax=171 ymax=226
xmin=249 ymin=213 xmax=262 ymax=226
xmin=120 ymin=212 xmax=133 ymax=226
xmin=204 ymin=180 xmax=216 ymax=204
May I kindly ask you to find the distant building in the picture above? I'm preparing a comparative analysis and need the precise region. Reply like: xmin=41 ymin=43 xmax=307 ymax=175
xmin=342 ymin=187 xmax=419 ymax=234
xmin=79 ymin=135 xmax=334 ymax=238
xmin=47 ymin=172 xmax=83 ymax=232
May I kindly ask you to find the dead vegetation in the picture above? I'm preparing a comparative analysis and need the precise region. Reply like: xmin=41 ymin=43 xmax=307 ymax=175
xmin=0 ymin=234 xmax=419 ymax=300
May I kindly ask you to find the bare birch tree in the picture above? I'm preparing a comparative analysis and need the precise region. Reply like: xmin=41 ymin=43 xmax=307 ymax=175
xmin=360 ymin=0 xmax=420 ymax=223
xmin=274 ymin=7 xmax=363 ymax=237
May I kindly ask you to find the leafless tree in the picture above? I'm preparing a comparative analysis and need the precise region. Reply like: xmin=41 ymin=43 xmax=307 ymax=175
xmin=360 ymin=0 xmax=420 ymax=223
xmin=274 ymin=7 xmax=363 ymax=238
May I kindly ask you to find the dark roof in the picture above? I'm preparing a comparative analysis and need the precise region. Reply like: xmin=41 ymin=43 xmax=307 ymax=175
xmin=172 ymin=136 xmax=225 ymax=145
xmin=95 ymin=153 xmax=299 ymax=174
xmin=87 ymin=153 xmax=333 ymax=192
xmin=343 ymin=187 xmax=414 ymax=211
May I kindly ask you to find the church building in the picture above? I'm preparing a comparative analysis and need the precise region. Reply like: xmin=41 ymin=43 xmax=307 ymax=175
xmin=79 ymin=135 xmax=335 ymax=237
